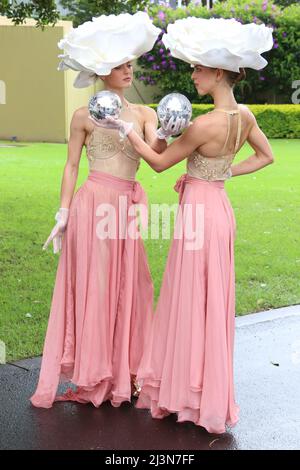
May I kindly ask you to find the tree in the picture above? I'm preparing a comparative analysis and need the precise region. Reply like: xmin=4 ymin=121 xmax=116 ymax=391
xmin=185 ymin=0 xmax=299 ymax=8
xmin=0 ymin=1 xmax=60 ymax=28
xmin=273 ymin=0 xmax=299 ymax=6
xmin=59 ymin=0 xmax=149 ymax=27
xmin=216 ymin=0 xmax=297 ymax=5
xmin=0 ymin=0 xmax=149 ymax=28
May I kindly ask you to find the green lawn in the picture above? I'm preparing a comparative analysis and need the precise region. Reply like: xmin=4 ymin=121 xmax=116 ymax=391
xmin=0 ymin=139 xmax=299 ymax=361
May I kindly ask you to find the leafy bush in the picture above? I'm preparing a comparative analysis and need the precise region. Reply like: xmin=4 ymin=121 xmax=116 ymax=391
xmin=136 ymin=0 xmax=300 ymax=104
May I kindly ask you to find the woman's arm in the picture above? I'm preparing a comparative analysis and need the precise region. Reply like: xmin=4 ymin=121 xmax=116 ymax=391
xmin=127 ymin=117 xmax=208 ymax=172
xmin=142 ymin=106 xmax=167 ymax=154
xmin=43 ymin=108 xmax=86 ymax=252
xmin=231 ymin=113 xmax=274 ymax=177
xmin=60 ymin=109 xmax=86 ymax=208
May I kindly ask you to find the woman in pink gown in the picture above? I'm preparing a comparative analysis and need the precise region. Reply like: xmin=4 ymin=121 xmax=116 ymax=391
xmin=29 ymin=64 xmax=154 ymax=408
xmin=102 ymin=19 xmax=275 ymax=434
xmin=29 ymin=13 xmax=187 ymax=409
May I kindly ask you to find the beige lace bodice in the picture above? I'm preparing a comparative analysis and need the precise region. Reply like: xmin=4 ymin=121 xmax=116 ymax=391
xmin=187 ymin=108 xmax=242 ymax=181
xmin=85 ymin=106 xmax=144 ymax=181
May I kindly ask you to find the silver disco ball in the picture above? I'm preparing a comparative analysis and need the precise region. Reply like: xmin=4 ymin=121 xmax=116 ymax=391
xmin=157 ymin=93 xmax=192 ymax=130
xmin=88 ymin=90 xmax=122 ymax=122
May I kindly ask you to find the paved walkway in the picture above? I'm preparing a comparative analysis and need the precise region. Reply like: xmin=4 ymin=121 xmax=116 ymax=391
xmin=1 ymin=305 xmax=299 ymax=450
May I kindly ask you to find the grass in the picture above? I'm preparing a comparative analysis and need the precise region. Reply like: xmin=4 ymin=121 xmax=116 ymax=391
xmin=0 ymin=139 xmax=299 ymax=361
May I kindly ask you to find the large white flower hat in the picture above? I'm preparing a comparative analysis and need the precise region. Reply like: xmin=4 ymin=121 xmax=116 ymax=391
xmin=162 ymin=17 xmax=274 ymax=72
xmin=58 ymin=11 xmax=161 ymax=88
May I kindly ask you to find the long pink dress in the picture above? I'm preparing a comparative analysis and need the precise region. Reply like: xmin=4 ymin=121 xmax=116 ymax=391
xmin=136 ymin=108 xmax=241 ymax=434
xmin=30 ymin=106 xmax=153 ymax=408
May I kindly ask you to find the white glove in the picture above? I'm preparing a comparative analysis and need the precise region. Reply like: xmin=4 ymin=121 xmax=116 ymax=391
xmin=156 ymin=115 xmax=190 ymax=140
xmin=88 ymin=115 xmax=133 ymax=139
xmin=43 ymin=208 xmax=69 ymax=254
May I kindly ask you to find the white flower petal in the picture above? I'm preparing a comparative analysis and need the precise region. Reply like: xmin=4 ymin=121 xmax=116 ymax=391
xmin=162 ymin=17 xmax=273 ymax=72
xmin=73 ymin=71 xmax=97 ymax=88
xmin=57 ymin=12 xmax=161 ymax=87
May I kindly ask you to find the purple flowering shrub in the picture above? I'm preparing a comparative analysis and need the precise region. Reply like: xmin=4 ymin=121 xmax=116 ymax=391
xmin=136 ymin=0 xmax=300 ymax=104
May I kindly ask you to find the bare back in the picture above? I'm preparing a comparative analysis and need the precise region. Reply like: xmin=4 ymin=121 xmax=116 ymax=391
xmin=195 ymin=104 xmax=253 ymax=158
xmin=186 ymin=105 xmax=254 ymax=181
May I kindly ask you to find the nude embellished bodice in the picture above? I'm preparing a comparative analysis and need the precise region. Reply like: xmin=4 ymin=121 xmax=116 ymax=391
xmin=187 ymin=108 xmax=242 ymax=181
xmin=85 ymin=106 xmax=144 ymax=181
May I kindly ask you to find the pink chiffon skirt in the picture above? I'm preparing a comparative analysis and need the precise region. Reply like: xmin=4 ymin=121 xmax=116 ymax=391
xmin=30 ymin=170 xmax=153 ymax=408
xmin=136 ymin=174 xmax=240 ymax=434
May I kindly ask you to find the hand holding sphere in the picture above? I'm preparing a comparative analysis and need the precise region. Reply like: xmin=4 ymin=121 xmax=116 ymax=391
xmin=88 ymin=90 xmax=133 ymax=138
xmin=156 ymin=93 xmax=192 ymax=139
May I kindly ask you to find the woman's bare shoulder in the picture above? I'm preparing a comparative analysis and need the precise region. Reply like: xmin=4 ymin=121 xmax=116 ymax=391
xmin=192 ymin=112 xmax=216 ymax=131
xmin=185 ymin=114 xmax=214 ymax=145
xmin=71 ymin=106 xmax=93 ymax=132
xmin=73 ymin=106 xmax=89 ymax=119
xmin=238 ymin=104 xmax=256 ymax=123
xmin=134 ymin=104 xmax=157 ymax=121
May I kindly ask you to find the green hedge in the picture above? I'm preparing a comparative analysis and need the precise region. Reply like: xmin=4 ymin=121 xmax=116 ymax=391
xmin=148 ymin=104 xmax=300 ymax=138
